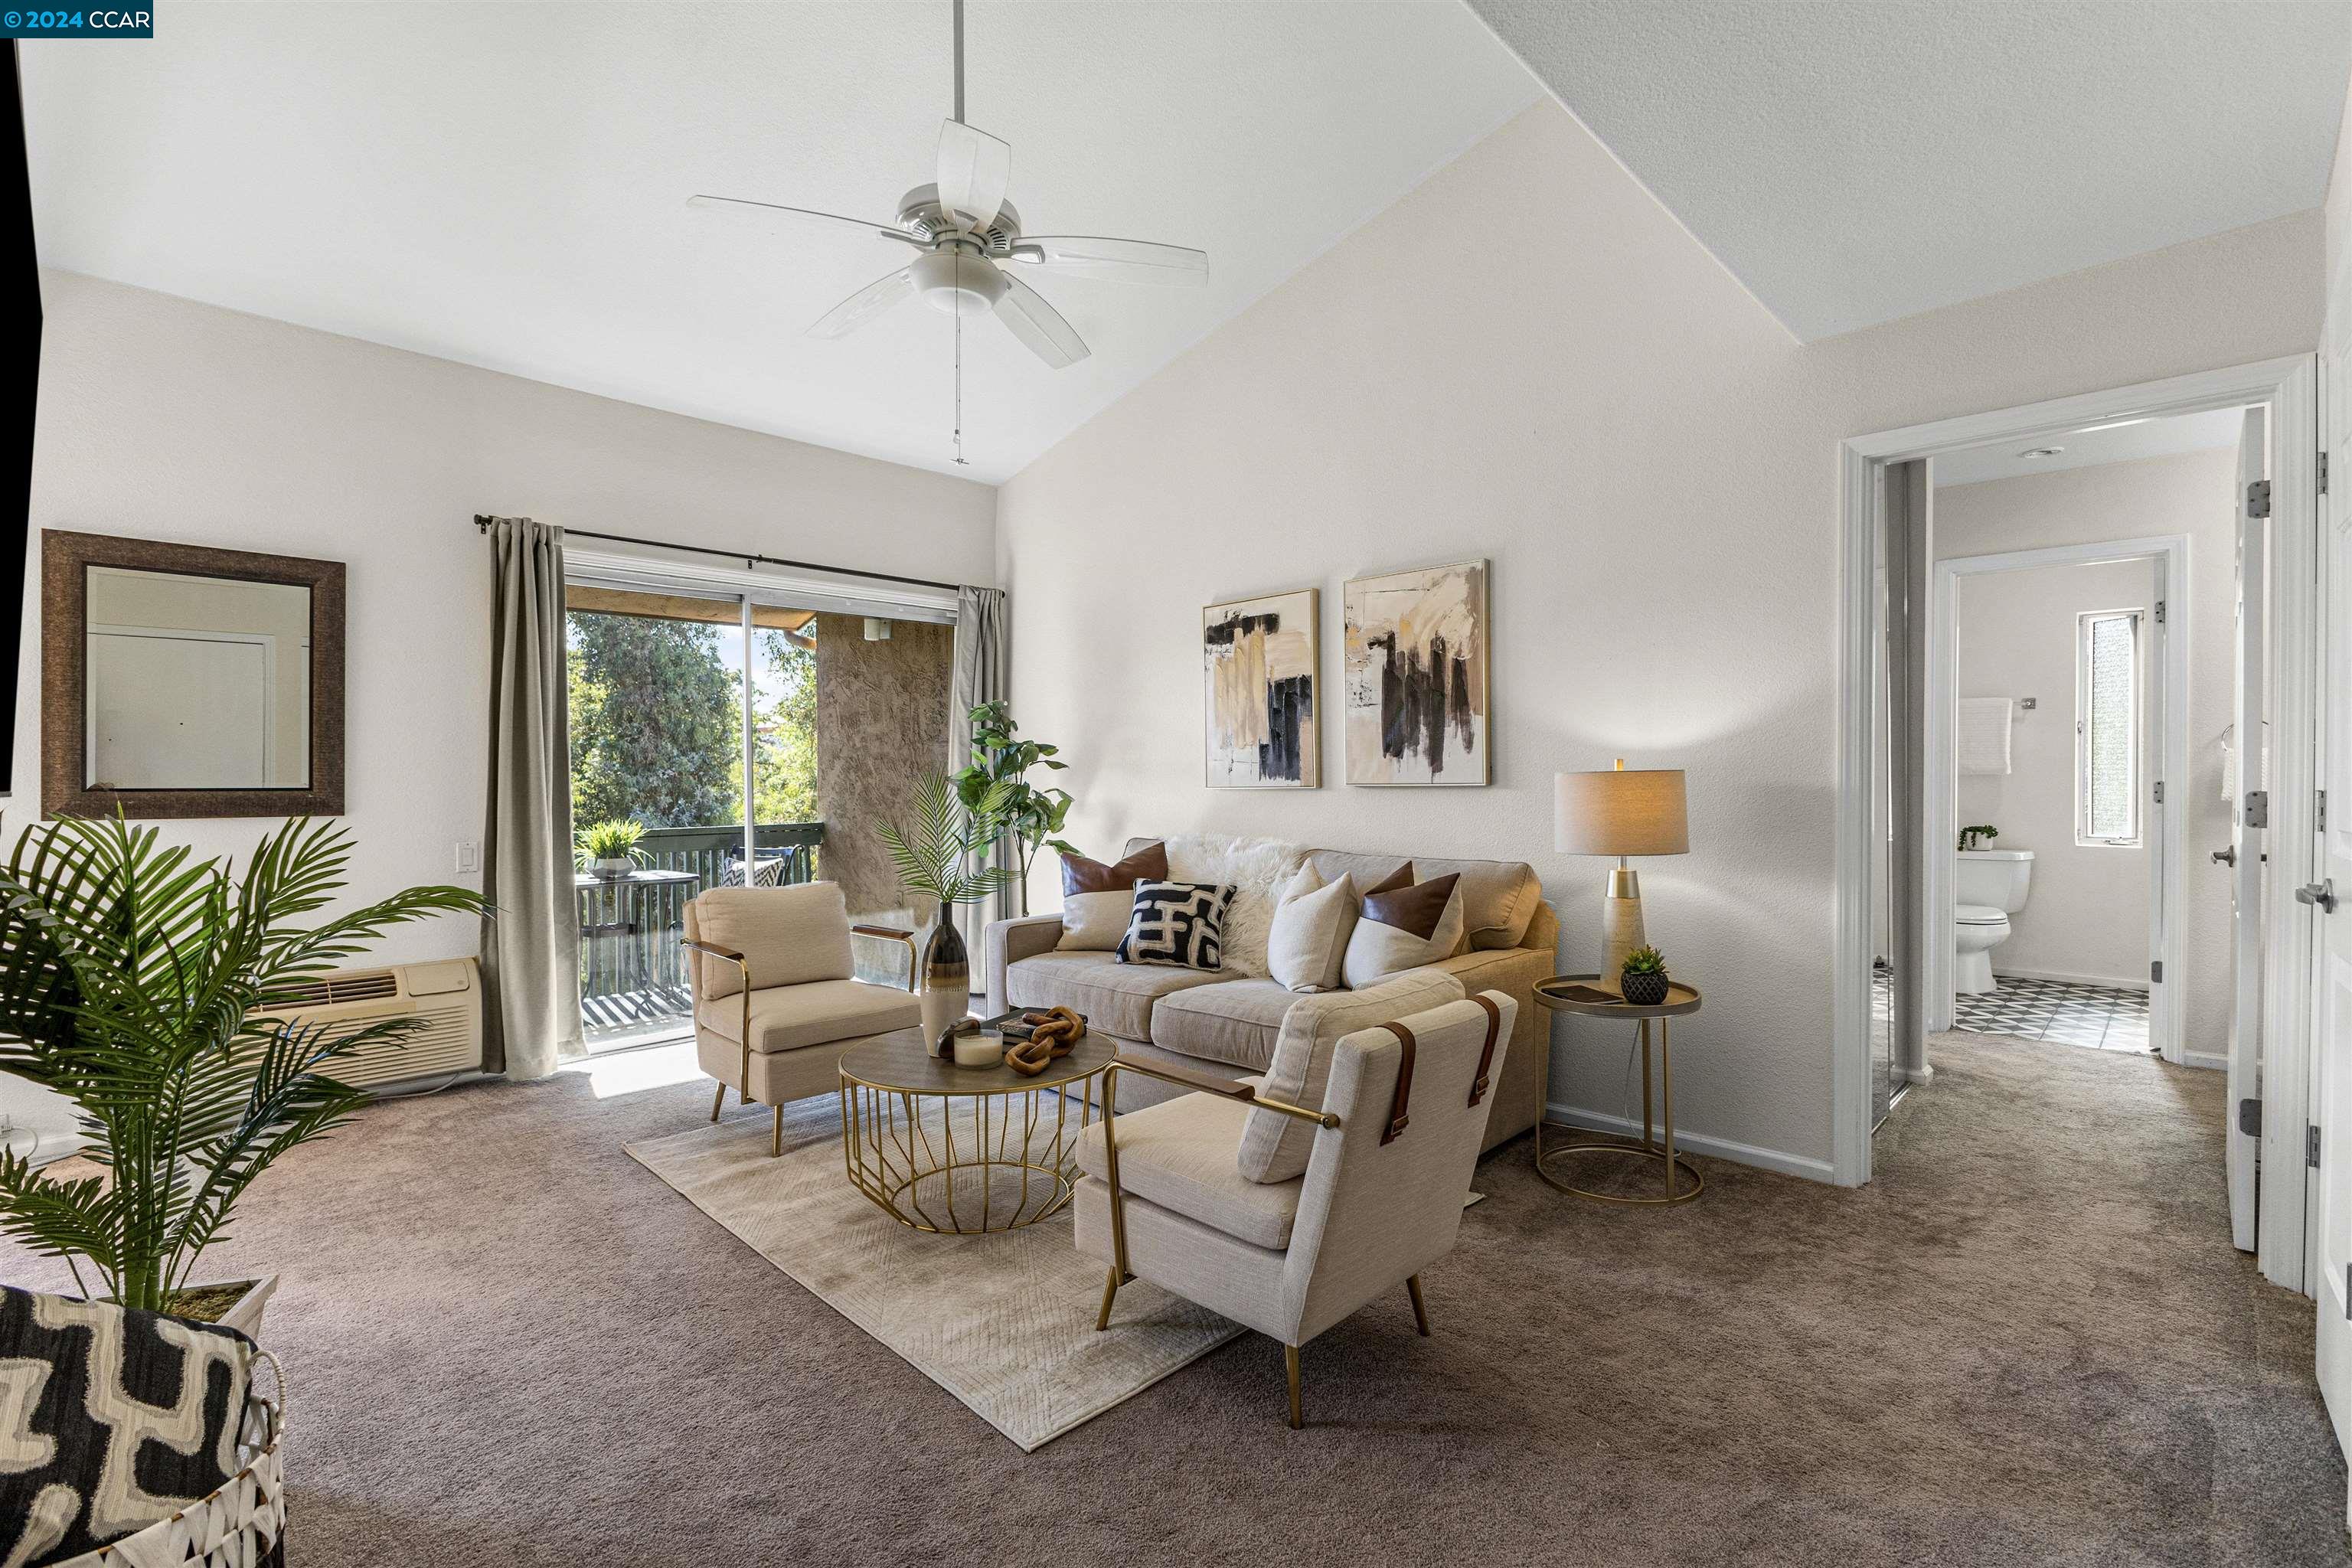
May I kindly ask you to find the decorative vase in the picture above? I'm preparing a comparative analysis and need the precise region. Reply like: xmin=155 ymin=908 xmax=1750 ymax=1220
xmin=1621 ymin=970 xmax=1669 ymax=1007
xmin=590 ymin=858 xmax=634 ymax=881
xmin=920 ymin=907 xmax=970 ymax=1055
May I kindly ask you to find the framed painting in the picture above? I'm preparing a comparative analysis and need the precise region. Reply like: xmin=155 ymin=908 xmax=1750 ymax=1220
xmin=1203 ymin=588 xmax=1319 ymax=788
xmin=1343 ymin=560 xmax=1490 ymax=786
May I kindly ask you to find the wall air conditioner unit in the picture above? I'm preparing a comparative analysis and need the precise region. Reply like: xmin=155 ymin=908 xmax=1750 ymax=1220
xmin=251 ymin=958 xmax=484 ymax=1092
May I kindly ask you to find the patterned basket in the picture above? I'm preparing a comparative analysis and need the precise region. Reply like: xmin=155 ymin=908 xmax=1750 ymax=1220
xmin=57 ymin=1351 xmax=286 ymax=1568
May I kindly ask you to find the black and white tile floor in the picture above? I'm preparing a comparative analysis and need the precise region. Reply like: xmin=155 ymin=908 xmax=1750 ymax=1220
xmin=1953 ymin=975 xmax=2152 ymax=1054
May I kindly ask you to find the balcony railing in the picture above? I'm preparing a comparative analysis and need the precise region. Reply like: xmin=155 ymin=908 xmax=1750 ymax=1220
xmin=577 ymin=822 xmax=826 ymax=1034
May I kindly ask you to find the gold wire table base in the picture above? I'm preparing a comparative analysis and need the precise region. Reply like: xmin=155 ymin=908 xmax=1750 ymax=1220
xmin=838 ymin=1068 xmax=1101 ymax=1236
xmin=1534 ymin=1129 xmax=1705 ymax=1205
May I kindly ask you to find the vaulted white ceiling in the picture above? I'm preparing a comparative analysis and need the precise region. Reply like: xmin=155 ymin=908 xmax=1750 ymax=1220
xmin=23 ymin=1 xmax=1540 ymax=482
xmin=1468 ymin=0 xmax=2352 ymax=341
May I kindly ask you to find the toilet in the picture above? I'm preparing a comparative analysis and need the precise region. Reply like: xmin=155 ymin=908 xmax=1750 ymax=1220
xmin=1952 ymin=848 xmax=2034 ymax=995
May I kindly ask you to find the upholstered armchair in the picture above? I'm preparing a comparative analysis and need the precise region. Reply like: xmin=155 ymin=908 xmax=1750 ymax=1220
xmin=1076 ymin=991 xmax=1514 ymax=1427
xmin=680 ymin=883 xmax=924 ymax=1154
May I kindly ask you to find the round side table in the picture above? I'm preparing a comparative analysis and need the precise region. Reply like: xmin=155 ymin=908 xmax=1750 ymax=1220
xmin=1530 ymin=974 xmax=1704 ymax=1205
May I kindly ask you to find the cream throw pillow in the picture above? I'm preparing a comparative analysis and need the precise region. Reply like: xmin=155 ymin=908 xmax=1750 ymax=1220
xmin=1055 ymin=842 xmax=1168 ymax=951
xmin=1266 ymin=863 xmax=1357 ymax=993
xmin=1339 ymin=874 xmax=1466 ymax=990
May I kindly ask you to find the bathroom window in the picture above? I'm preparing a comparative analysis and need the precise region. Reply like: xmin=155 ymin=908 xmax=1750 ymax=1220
xmin=2076 ymin=608 xmax=2141 ymax=846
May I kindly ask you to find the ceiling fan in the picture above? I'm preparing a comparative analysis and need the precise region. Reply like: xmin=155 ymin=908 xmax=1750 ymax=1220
xmin=688 ymin=0 xmax=1208 ymax=464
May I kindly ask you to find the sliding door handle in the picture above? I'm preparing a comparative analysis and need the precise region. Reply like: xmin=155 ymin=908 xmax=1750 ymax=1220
xmin=2298 ymin=880 xmax=2337 ymax=913
xmin=2213 ymin=847 xmax=2238 ymax=866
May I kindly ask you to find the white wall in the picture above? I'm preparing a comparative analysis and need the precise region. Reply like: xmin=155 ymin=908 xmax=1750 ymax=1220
xmin=995 ymin=99 xmax=2321 ymax=1177
xmin=1952 ymin=557 xmax=2156 ymax=986
xmin=8 ymin=270 xmax=995 ymax=1141
xmin=1937 ymin=448 xmax=2243 ymax=1054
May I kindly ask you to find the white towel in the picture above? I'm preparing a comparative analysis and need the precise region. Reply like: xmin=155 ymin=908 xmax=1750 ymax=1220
xmin=1959 ymin=698 xmax=2013 ymax=776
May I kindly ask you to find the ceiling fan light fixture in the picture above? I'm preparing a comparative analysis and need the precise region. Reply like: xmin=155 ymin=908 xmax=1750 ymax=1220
xmin=910 ymin=248 xmax=1007 ymax=316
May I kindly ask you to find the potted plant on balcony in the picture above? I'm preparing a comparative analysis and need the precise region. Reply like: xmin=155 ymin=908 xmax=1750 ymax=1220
xmin=877 ymin=773 xmax=1016 ymax=1049
xmin=575 ymin=817 xmax=649 ymax=881
xmin=0 ymin=815 xmax=487 ymax=1334
xmin=953 ymin=701 xmax=1078 ymax=918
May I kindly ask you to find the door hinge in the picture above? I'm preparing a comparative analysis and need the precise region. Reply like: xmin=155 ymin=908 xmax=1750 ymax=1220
xmin=2151 ymin=959 xmax=2164 ymax=983
xmin=2154 ymin=599 xmax=2167 ymax=625
xmin=2321 ymin=452 xmax=2330 ymax=495
xmin=2310 ymin=1123 xmax=2323 ymax=1169
xmin=2246 ymin=789 xmax=2271 ymax=828
xmin=2239 ymin=1097 xmax=2262 ymax=1136
xmin=2249 ymin=479 xmax=2273 ymax=518
xmin=2153 ymin=780 xmax=2165 ymax=804
xmin=2322 ymin=790 xmax=2330 ymax=832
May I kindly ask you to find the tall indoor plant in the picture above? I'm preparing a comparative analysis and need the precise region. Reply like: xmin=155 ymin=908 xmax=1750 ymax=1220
xmin=877 ymin=773 xmax=1014 ymax=1047
xmin=952 ymin=701 xmax=1077 ymax=918
xmin=0 ymin=815 xmax=487 ymax=1325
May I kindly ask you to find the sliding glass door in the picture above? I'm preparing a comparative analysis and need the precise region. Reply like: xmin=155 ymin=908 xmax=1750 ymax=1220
xmin=563 ymin=571 xmax=957 ymax=1052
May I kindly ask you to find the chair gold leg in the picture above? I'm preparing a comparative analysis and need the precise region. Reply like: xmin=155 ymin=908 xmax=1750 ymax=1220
xmin=1406 ymin=1274 xmax=1431 ymax=1337
xmin=1095 ymin=1265 xmax=1122 ymax=1331
xmin=770 ymin=1103 xmax=783 ymax=1158
xmin=1285 ymin=1344 xmax=1302 ymax=1429
xmin=710 ymin=1082 xmax=726 ymax=1123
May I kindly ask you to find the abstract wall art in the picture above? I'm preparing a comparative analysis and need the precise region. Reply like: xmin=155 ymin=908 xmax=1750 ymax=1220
xmin=1203 ymin=588 xmax=1319 ymax=788
xmin=1343 ymin=560 xmax=1490 ymax=786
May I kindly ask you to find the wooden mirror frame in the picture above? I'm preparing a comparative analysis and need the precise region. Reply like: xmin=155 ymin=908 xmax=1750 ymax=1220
xmin=42 ymin=530 xmax=346 ymax=819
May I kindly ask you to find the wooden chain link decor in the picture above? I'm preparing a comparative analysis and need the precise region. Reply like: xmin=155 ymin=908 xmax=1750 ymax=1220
xmin=1004 ymin=1008 xmax=1086 ymax=1076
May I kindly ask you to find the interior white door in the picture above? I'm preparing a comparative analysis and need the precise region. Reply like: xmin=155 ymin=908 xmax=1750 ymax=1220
xmin=2313 ymin=371 xmax=2352 ymax=1464
xmin=85 ymin=627 xmax=273 ymax=789
xmin=2227 ymin=407 xmax=2269 ymax=1252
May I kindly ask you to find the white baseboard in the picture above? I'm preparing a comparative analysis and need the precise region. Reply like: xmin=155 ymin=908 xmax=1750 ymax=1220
xmin=1544 ymin=1102 xmax=1835 ymax=1184
xmin=1991 ymin=965 xmax=2151 ymax=992
xmin=2179 ymin=1050 xmax=2229 ymax=1072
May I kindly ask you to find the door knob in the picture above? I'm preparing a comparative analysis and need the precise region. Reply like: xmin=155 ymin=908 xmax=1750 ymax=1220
xmin=2213 ymin=847 xmax=2238 ymax=866
xmin=2298 ymin=880 xmax=2337 ymax=913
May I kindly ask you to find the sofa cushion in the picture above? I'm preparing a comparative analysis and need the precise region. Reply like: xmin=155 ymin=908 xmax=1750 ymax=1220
xmin=1115 ymin=880 xmax=1236 ymax=971
xmin=1005 ymin=950 xmax=1224 ymax=1040
xmin=1238 ymin=967 xmax=1464 ymax=1184
xmin=1150 ymin=978 xmax=1297 ymax=1073
xmin=1079 ymin=1092 xmax=1302 ymax=1250
xmin=1266 ymin=863 xmax=1357 ymax=993
xmin=1056 ymin=841 xmax=1168 ymax=951
xmin=689 ymin=883 xmax=853 ymax=998
xmin=1306 ymin=849 xmax=1542 ymax=952
xmin=698 ymin=977 xmax=920 ymax=1054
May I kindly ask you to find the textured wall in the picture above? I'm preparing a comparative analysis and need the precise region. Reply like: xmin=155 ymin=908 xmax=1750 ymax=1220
xmin=996 ymin=97 xmax=2321 ymax=1177
xmin=813 ymin=613 xmax=954 ymax=921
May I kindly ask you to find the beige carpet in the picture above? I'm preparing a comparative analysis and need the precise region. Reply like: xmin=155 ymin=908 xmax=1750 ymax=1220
xmin=624 ymin=1096 xmax=1241 ymax=1451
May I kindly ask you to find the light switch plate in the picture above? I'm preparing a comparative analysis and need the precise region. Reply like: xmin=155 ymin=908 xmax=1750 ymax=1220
xmin=456 ymin=841 xmax=482 ymax=874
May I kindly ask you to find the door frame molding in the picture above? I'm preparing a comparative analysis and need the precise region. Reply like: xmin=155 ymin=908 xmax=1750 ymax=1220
xmin=1925 ymin=536 xmax=2190 ymax=1069
xmin=1836 ymin=354 xmax=2318 ymax=1289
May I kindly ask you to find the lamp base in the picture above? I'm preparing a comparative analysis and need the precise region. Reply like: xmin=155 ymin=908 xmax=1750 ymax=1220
xmin=1602 ymin=865 xmax=1646 ymax=978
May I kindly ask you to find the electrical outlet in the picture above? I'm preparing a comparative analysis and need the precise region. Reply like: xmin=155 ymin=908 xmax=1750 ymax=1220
xmin=456 ymin=841 xmax=482 ymax=875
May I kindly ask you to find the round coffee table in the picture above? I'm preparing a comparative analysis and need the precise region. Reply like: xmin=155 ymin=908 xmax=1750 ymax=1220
xmin=1530 ymin=973 xmax=1705 ymax=1205
xmin=836 ymin=1027 xmax=1113 ymax=1235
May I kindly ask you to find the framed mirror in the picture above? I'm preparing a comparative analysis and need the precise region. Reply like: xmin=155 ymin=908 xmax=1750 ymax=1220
xmin=42 ymin=531 xmax=345 ymax=818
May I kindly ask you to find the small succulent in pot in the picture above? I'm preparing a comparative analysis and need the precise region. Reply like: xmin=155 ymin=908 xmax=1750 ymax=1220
xmin=1619 ymin=945 xmax=1671 ymax=1006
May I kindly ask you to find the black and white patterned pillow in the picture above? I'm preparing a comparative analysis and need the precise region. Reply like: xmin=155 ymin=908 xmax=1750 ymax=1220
xmin=0 ymin=1285 xmax=260 ymax=1567
xmin=1116 ymin=880 xmax=1236 ymax=971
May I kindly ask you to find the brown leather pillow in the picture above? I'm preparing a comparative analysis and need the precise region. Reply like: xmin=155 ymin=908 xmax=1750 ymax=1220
xmin=1361 ymin=861 xmax=1414 ymax=899
xmin=1363 ymin=872 xmax=1460 ymax=940
xmin=1062 ymin=841 xmax=1168 ymax=894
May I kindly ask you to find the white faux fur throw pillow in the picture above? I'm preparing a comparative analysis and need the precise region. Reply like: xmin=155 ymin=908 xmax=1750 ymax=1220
xmin=1155 ymin=834 xmax=1308 ymax=978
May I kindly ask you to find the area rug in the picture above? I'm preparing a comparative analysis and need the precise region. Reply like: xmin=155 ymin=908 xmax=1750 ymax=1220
xmin=624 ymin=1096 xmax=1243 ymax=1452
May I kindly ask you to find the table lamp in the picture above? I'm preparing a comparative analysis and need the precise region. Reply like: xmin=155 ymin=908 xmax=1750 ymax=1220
xmin=1555 ymin=760 xmax=1690 ymax=978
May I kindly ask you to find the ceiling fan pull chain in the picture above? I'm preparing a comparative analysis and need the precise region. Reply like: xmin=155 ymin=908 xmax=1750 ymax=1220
xmin=952 ymin=262 xmax=967 ymax=467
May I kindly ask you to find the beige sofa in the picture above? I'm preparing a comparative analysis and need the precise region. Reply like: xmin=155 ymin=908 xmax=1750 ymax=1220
xmin=986 ymin=842 xmax=1553 ymax=1152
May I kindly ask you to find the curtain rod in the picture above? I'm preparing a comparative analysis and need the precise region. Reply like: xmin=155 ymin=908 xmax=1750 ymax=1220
xmin=472 ymin=516 xmax=967 ymax=596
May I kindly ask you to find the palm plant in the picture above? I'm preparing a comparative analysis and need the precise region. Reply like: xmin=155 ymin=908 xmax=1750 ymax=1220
xmin=877 ymin=772 xmax=1019 ymax=913
xmin=0 ymin=815 xmax=488 ymax=1315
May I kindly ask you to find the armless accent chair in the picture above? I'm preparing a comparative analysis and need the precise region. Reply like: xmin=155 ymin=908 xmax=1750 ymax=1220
xmin=1076 ymin=991 xmax=1514 ymax=1428
xmin=681 ymin=883 xmax=923 ymax=1155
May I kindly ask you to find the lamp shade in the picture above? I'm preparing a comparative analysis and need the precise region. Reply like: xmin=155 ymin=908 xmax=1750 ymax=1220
xmin=1555 ymin=768 xmax=1689 ymax=857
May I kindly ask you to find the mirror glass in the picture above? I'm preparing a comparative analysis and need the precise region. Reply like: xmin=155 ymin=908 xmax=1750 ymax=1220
xmin=83 ymin=565 xmax=313 ymax=790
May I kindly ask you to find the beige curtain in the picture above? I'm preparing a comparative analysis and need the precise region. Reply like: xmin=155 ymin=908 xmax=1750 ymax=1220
xmin=480 ymin=515 xmax=581 ymax=1077
xmin=950 ymin=586 xmax=1014 ymax=947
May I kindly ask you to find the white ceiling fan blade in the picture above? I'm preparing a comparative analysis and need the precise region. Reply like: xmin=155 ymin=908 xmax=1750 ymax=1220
xmin=936 ymin=119 xmax=1011 ymax=231
xmin=807 ymin=266 xmax=916 ymax=339
xmin=994 ymin=272 xmax=1089 ymax=368
xmin=1011 ymin=236 xmax=1208 ymax=285
xmin=688 ymin=194 xmax=914 ymax=246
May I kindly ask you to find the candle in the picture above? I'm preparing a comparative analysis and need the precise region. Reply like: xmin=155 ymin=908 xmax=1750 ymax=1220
xmin=952 ymin=1033 xmax=1004 ymax=1069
